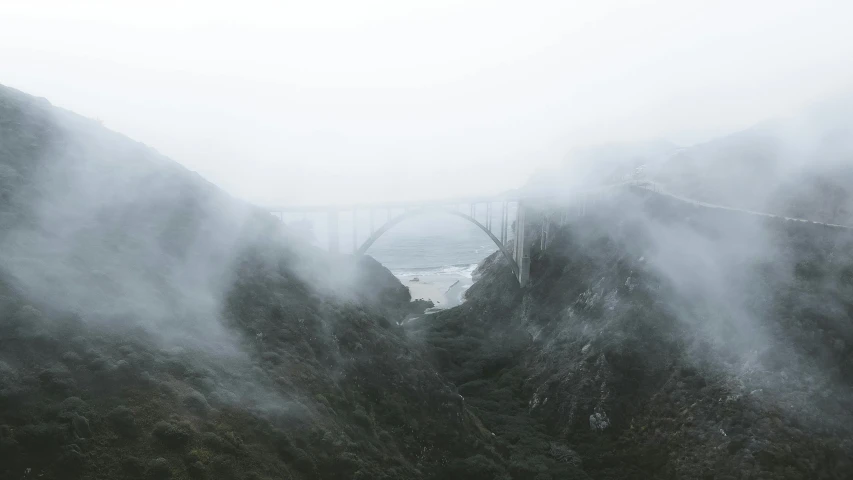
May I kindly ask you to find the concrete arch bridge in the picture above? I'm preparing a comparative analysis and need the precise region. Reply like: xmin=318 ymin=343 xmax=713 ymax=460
xmin=270 ymin=196 xmax=548 ymax=286
xmin=270 ymin=183 xmax=639 ymax=286
xmin=271 ymin=180 xmax=853 ymax=287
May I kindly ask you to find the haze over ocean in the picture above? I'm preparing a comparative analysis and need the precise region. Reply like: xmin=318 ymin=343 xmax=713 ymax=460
xmin=278 ymin=208 xmax=515 ymax=307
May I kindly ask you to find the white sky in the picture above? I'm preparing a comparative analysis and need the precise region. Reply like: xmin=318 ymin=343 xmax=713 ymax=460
xmin=2 ymin=0 xmax=853 ymax=205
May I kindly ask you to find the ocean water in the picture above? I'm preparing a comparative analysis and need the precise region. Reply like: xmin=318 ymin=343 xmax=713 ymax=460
xmin=370 ymin=221 xmax=496 ymax=277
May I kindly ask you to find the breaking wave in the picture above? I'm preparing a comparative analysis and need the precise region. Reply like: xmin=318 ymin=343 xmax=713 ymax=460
xmin=392 ymin=263 xmax=478 ymax=279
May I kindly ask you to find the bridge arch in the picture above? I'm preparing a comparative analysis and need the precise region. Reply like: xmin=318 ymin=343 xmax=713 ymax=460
xmin=356 ymin=206 xmax=520 ymax=279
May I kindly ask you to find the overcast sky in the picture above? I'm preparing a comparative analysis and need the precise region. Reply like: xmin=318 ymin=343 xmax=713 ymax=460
xmin=2 ymin=0 xmax=853 ymax=205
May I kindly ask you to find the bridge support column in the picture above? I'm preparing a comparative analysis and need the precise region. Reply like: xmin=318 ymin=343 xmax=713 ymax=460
xmin=515 ymin=202 xmax=530 ymax=287
xmin=499 ymin=203 xmax=504 ymax=243
xmin=352 ymin=210 xmax=357 ymax=253
xmin=501 ymin=202 xmax=508 ymax=245
xmin=328 ymin=210 xmax=339 ymax=255
xmin=497 ymin=204 xmax=502 ymax=242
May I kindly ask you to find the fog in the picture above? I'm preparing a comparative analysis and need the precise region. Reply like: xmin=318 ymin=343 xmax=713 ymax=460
xmin=0 ymin=84 xmax=413 ymax=424
xmin=2 ymin=3 xmax=853 ymax=477
xmin=3 ymin=0 xmax=853 ymax=207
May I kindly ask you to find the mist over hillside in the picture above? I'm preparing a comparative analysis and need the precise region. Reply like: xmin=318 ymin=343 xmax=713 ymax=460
xmin=656 ymin=95 xmax=853 ymax=225
xmin=527 ymin=140 xmax=681 ymax=192
xmin=526 ymin=94 xmax=853 ymax=226
xmin=411 ymin=185 xmax=853 ymax=479
xmin=3 ymin=0 xmax=853 ymax=478
xmin=2 ymin=77 xmax=853 ymax=480
xmin=0 ymin=84 xmax=494 ymax=480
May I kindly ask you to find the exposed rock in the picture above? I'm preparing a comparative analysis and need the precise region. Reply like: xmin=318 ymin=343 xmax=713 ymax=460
xmin=588 ymin=409 xmax=610 ymax=431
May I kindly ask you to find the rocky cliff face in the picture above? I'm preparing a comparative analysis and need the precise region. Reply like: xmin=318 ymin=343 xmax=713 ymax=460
xmin=410 ymin=189 xmax=853 ymax=479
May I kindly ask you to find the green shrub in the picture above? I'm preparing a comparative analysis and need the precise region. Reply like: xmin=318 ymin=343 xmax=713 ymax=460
xmin=58 ymin=397 xmax=90 ymax=418
xmin=209 ymin=454 xmax=237 ymax=479
xmin=152 ymin=421 xmax=193 ymax=450
xmin=15 ymin=423 xmax=67 ymax=453
xmin=146 ymin=457 xmax=172 ymax=479
xmin=439 ymin=454 xmax=509 ymax=480
xmin=186 ymin=460 xmax=206 ymax=479
xmin=286 ymin=447 xmax=315 ymax=474
xmin=183 ymin=390 xmax=210 ymax=416
xmin=121 ymin=456 xmax=146 ymax=477
xmin=56 ymin=444 xmax=86 ymax=477
xmin=352 ymin=406 xmax=372 ymax=429
xmin=108 ymin=406 xmax=138 ymax=438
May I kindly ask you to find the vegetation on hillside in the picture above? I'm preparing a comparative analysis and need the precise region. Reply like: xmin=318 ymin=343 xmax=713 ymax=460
xmin=409 ymin=190 xmax=853 ymax=479
xmin=3 ymin=82 xmax=852 ymax=480
xmin=0 ymin=84 xmax=495 ymax=480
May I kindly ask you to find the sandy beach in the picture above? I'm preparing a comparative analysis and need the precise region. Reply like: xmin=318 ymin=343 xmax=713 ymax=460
xmin=397 ymin=269 xmax=474 ymax=310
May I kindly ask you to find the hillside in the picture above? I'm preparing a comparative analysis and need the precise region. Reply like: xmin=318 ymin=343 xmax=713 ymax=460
xmin=653 ymin=96 xmax=853 ymax=225
xmin=3 ymin=82 xmax=853 ymax=480
xmin=409 ymin=189 xmax=853 ymax=479
xmin=0 ymin=84 xmax=494 ymax=480
xmin=527 ymin=95 xmax=853 ymax=226
xmin=526 ymin=140 xmax=680 ymax=194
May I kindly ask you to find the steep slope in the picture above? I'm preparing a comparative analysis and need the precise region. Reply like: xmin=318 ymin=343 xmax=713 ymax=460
xmin=409 ymin=189 xmax=853 ymax=479
xmin=525 ymin=95 xmax=853 ymax=227
xmin=654 ymin=95 xmax=853 ymax=225
xmin=0 ymin=84 xmax=491 ymax=480
xmin=526 ymin=140 xmax=680 ymax=195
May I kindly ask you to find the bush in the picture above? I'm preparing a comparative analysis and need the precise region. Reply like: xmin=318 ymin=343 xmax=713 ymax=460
xmin=61 ymin=351 xmax=82 ymax=364
xmin=152 ymin=421 xmax=193 ymax=450
xmin=0 ymin=425 xmax=19 ymax=464
xmin=187 ymin=447 xmax=212 ymax=464
xmin=320 ymin=451 xmax=361 ymax=477
xmin=439 ymin=455 xmax=509 ymax=480
xmin=352 ymin=407 xmax=372 ymax=429
xmin=13 ymin=305 xmax=44 ymax=328
xmin=187 ymin=460 xmax=206 ymax=479
xmin=548 ymin=442 xmax=582 ymax=467
xmin=183 ymin=390 xmax=210 ymax=417
xmin=285 ymin=447 xmax=315 ymax=474
xmin=58 ymin=397 xmax=90 ymax=417
xmin=121 ymin=456 xmax=146 ymax=477
xmin=56 ymin=444 xmax=86 ymax=477
xmin=146 ymin=457 xmax=172 ymax=479
xmin=261 ymin=352 xmax=282 ymax=365
xmin=111 ymin=359 xmax=134 ymax=380
xmin=201 ymin=432 xmax=228 ymax=452
xmin=209 ymin=455 xmax=237 ymax=479
xmin=38 ymin=367 xmax=76 ymax=394
xmin=15 ymin=423 xmax=67 ymax=453
xmin=222 ymin=431 xmax=245 ymax=454
xmin=108 ymin=406 xmax=138 ymax=438
xmin=87 ymin=356 xmax=109 ymax=372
